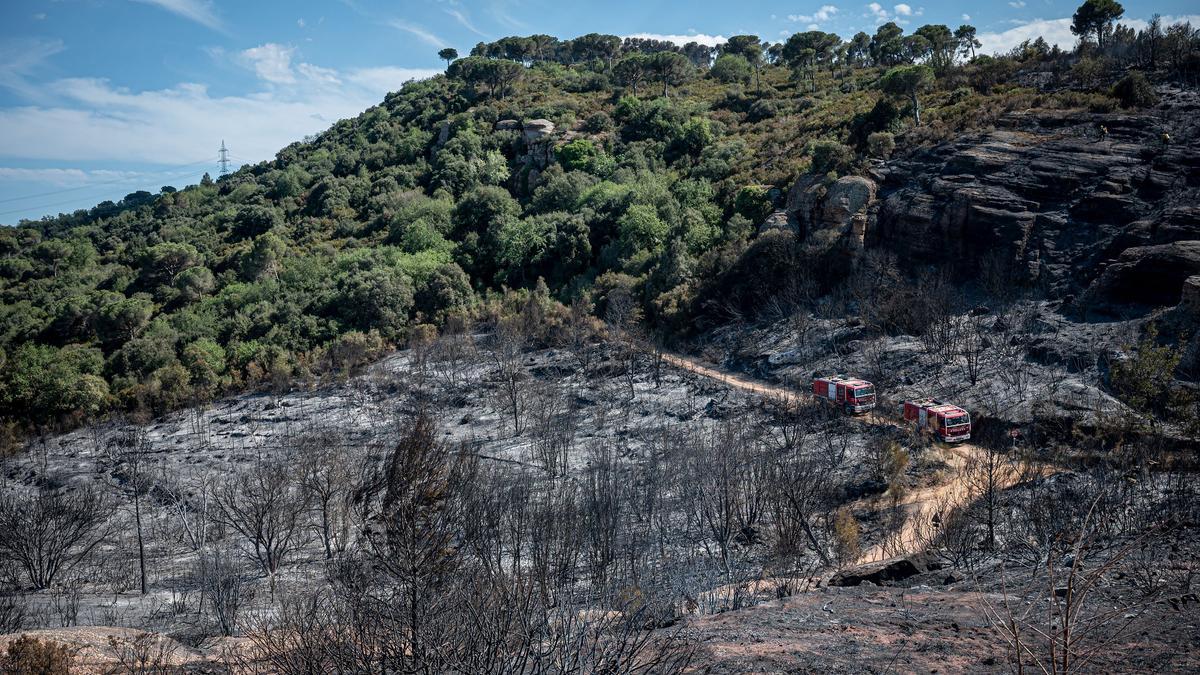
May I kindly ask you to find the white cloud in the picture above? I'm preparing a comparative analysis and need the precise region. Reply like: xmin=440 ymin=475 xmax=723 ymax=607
xmin=388 ymin=20 xmax=448 ymax=48
xmin=0 ymin=167 xmax=140 ymax=186
xmin=867 ymin=3 xmax=890 ymax=23
xmin=0 ymin=38 xmax=66 ymax=102
xmin=962 ymin=14 xmax=971 ymax=21
xmin=1120 ymin=14 xmax=1200 ymax=32
xmin=623 ymin=33 xmax=728 ymax=48
xmin=977 ymin=17 xmax=1074 ymax=54
xmin=1008 ymin=1 xmax=1026 ymax=8
xmin=0 ymin=59 xmax=440 ymax=167
xmin=789 ymin=5 xmax=839 ymax=24
xmin=129 ymin=0 xmax=223 ymax=32
xmin=239 ymin=44 xmax=297 ymax=85
xmin=894 ymin=4 xmax=912 ymax=16
xmin=978 ymin=13 xmax=1200 ymax=55
xmin=297 ymin=18 xmax=306 ymax=28
xmin=445 ymin=8 xmax=486 ymax=37
xmin=344 ymin=66 xmax=439 ymax=93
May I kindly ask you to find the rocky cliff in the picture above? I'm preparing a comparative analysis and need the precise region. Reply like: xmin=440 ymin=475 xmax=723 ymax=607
xmin=784 ymin=88 xmax=1200 ymax=318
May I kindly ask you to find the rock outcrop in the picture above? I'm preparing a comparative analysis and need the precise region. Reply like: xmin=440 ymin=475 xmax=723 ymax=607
xmin=1081 ymin=240 xmax=1200 ymax=309
xmin=828 ymin=554 xmax=937 ymax=587
xmin=520 ymin=119 xmax=557 ymax=170
xmin=786 ymin=175 xmax=877 ymax=246
xmin=780 ymin=89 xmax=1200 ymax=316
xmin=523 ymin=118 xmax=556 ymax=143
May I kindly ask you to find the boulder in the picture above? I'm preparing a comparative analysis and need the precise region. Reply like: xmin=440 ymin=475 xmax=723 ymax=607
xmin=523 ymin=118 xmax=556 ymax=143
xmin=1181 ymin=275 xmax=1200 ymax=315
xmin=828 ymin=554 xmax=933 ymax=587
xmin=758 ymin=209 xmax=796 ymax=234
xmin=1082 ymin=240 xmax=1200 ymax=310
xmin=495 ymin=119 xmax=521 ymax=131
xmin=785 ymin=174 xmax=877 ymax=245
xmin=821 ymin=176 xmax=876 ymax=247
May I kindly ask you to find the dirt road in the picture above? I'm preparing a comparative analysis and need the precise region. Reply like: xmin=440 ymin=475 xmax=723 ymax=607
xmin=659 ymin=350 xmax=1031 ymax=565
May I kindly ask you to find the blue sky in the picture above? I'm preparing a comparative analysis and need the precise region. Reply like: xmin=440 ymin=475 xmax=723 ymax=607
xmin=1 ymin=0 xmax=1196 ymax=225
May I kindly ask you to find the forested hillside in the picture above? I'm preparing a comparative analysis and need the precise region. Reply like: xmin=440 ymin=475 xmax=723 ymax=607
xmin=2 ymin=8 xmax=1198 ymax=440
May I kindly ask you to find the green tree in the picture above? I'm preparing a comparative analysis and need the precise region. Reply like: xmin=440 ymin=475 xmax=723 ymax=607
xmin=182 ymin=338 xmax=227 ymax=398
xmin=710 ymin=53 xmax=752 ymax=84
xmin=336 ymin=267 xmax=415 ymax=341
xmin=870 ymin=22 xmax=906 ymax=66
xmin=783 ymin=31 xmax=841 ymax=90
xmin=647 ymin=51 xmax=691 ymax=97
xmin=617 ymin=204 xmax=669 ymax=256
xmin=879 ymin=64 xmax=935 ymax=125
xmin=0 ymin=343 xmax=108 ymax=423
xmin=915 ymin=24 xmax=956 ymax=71
xmin=174 ymin=266 xmax=216 ymax=302
xmin=555 ymin=138 xmax=601 ymax=172
xmin=447 ymin=57 xmax=524 ymax=97
xmin=438 ymin=47 xmax=458 ymax=68
xmin=1071 ymin=0 xmax=1125 ymax=49
xmin=954 ymin=24 xmax=980 ymax=60
xmin=242 ymin=233 xmax=288 ymax=281
xmin=1112 ymin=70 xmax=1157 ymax=107
xmin=732 ymin=185 xmax=774 ymax=225
xmin=496 ymin=216 xmax=555 ymax=284
xmin=97 ymin=296 xmax=154 ymax=345
xmin=613 ymin=53 xmax=651 ymax=95
xmin=724 ymin=35 xmax=764 ymax=93
xmin=143 ymin=242 xmax=202 ymax=289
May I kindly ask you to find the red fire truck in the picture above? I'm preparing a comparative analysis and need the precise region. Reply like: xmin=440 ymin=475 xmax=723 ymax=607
xmin=902 ymin=398 xmax=972 ymax=442
xmin=811 ymin=375 xmax=876 ymax=413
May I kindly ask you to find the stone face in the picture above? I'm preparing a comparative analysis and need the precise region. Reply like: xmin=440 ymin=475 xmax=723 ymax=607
xmin=1182 ymin=275 xmax=1200 ymax=315
xmin=785 ymin=175 xmax=877 ymax=245
xmin=1082 ymin=240 xmax=1200 ymax=309
xmin=523 ymin=118 xmax=556 ymax=143
xmin=757 ymin=209 xmax=796 ymax=234
xmin=860 ymin=97 xmax=1200 ymax=312
xmin=518 ymin=119 xmax=558 ymax=169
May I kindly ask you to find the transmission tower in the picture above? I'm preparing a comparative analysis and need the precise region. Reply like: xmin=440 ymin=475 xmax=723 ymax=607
xmin=218 ymin=140 xmax=231 ymax=176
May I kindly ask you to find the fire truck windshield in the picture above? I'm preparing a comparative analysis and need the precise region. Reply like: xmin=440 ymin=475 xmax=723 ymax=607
xmin=854 ymin=387 xmax=874 ymax=398
xmin=945 ymin=415 xmax=969 ymax=428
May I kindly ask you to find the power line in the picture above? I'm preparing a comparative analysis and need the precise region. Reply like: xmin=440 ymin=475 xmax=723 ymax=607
xmin=0 ymin=169 xmax=211 ymax=219
xmin=0 ymin=157 xmax=217 ymax=205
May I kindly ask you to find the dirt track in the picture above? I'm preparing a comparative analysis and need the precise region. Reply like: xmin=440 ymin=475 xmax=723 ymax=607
xmin=659 ymin=351 xmax=1031 ymax=564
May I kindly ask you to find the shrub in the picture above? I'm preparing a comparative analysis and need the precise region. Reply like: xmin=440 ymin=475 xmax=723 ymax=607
xmin=555 ymin=138 xmax=601 ymax=172
xmin=732 ymin=185 xmax=774 ymax=225
xmin=582 ymin=111 xmax=613 ymax=132
xmin=833 ymin=508 xmax=861 ymax=566
xmin=867 ymin=132 xmax=896 ymax=159
xmin=1111 ymin=71 xmax=1157 ymax=109
xmin=2 ymin=635 xmax=73 ymax=674
xmin=747 ymin=99 xmax=779 ymax=122
xmin=810 ymin=141 xmax=854 ymax=176
xmin=948 ymin=86 xmax=973 ymax=104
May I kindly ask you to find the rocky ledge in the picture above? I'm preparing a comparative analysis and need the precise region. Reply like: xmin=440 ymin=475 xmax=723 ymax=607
xmin=780 ymin=88 xmax=1200 ymax=318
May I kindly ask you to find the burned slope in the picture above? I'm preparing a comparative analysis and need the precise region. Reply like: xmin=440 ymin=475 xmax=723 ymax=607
xmin=868 ymin=89 xmax=1200 ymax=317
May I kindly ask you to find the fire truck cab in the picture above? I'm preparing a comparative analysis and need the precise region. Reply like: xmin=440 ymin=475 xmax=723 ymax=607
xmin=811 ymin=375 xmax=876 ymax=413
xmin=902 ymin=398 xmax=971 ymax=442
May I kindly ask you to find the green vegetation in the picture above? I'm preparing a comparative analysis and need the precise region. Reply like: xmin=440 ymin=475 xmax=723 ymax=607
xmin=2 ymin=6 xmax=1198 ymax=434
